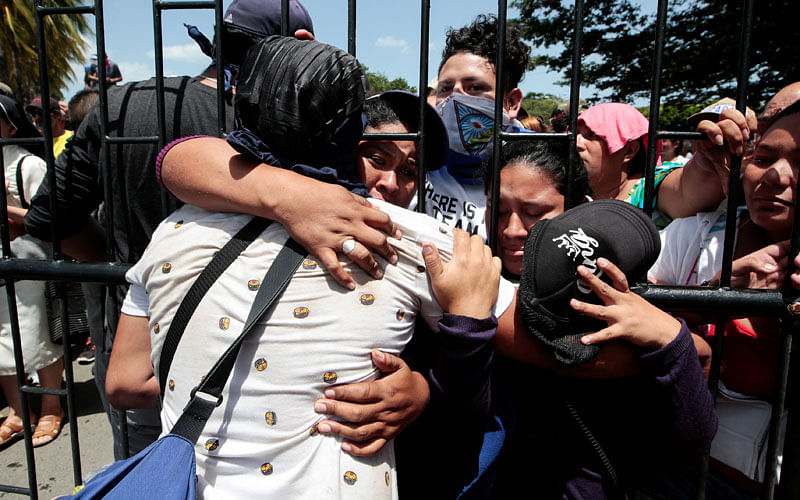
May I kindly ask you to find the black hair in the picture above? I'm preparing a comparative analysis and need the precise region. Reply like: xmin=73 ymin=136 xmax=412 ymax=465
xmin=363 ymin=96 xmax=417 ymax=133
xmin=483 ymin=139 xmax=590 ymax=207
xmin=628 ymin=137 xmax=647 ymax=176
xmin=440 ymin=14 xmax=530 ymax=94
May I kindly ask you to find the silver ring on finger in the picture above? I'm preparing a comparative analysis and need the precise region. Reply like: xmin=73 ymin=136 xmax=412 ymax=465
xmin=342 ymin=239 xmax=357 ymax=255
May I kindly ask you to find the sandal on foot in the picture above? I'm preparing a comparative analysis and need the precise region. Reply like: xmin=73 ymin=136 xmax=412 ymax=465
xmin=0 ymin=418 xmax=27 ymax=448
xmin=32 ymin=414 xmax=62 ymax=447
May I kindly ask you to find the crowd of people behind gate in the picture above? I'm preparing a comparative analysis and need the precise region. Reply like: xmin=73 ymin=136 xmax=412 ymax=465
xmin=0 ymin=0 xmax=797 ymax=498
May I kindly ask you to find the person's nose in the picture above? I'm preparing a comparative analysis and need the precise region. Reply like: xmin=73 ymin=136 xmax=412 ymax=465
xmin=502 ymin=212 xmax=528 ymax=240
xmin=376 ymin=170 xmax=399 ymax=194
xmin=575 ymin=133 xmax=586 ymax=151
xmin=763 ymin=158 xmax=795 ymax=188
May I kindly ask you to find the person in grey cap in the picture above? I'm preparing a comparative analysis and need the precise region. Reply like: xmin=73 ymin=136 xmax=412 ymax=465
xmin=23 ymin=0 xmax=314 ymax=460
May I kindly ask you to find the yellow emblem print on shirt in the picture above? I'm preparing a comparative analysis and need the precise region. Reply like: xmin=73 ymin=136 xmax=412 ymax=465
xmin=254 ymin=358 xmax=267 ymax=371
xmin=248 ymin=279 xmax=261 ymax=291
xmin=153 ymin=322 xmax=160 ymax=334
xmin=385 ymin=471 xmax=391 ymax=486
xmin=322 ymin=371 xmax=338 ymax=384
xmin=343 ymin=471 xmax=357 ymax=485
xmin=264 ymin=411 xmax=276 ymax=426
xmin=168 ymin=380 xmax=175 ymax=391
xmin=309 ymin=424 xmax=319 ymax=436
xmin=174 ymin=220 xmax=183 ymax=228
xmin=293 ymin=306 xmax=310 ymax=319
xmin=302 ymin=258 xmax=318 ymax=270
xmin=439 ymin=227 xmax=448 ymax=234
xmin=219 ymin=317 xmax=230 ymax=330
xmin=204 ymin=438 xmax=219 ymax=451
xmin=162 ymin=263 xmax=172 ymax=273
xmin=260 ymin=463 xmax=273 ymax=475
xmin=396 ymin=309 xmax=405 ymax=321
xmin=360 ymin=293 xmax=375 ymax=305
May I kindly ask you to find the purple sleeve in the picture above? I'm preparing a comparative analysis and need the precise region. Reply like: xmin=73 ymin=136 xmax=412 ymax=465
xmin=155 ymin=135 xmax=209 ymax=193
xmin=640 ymin=319 xmax=718 ymax=452
xmin=428 ymin=313 xmax=497 ymax=420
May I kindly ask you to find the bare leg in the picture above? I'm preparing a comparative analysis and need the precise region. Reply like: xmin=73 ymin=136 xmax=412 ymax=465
xmin=32 ymin=358 xmax=64 ymax=446
xmin=0 ymin=374 xmax=36 ymax=443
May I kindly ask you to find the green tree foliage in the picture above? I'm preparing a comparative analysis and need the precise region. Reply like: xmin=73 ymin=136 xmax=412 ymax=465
xmin=0 ymin=0 xmax=91 ymax=103
xmin=521 ymin=91 xmax=561 ymax=120
xmin=639 ymin=101 xmax=709 ymax=129
xmin=511 ymin=0 xmax=799 ymax=107
xmin=363 ymin=65 xmax=416 ymax=94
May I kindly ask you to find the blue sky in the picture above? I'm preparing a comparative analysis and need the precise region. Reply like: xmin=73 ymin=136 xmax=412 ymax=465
xmin=63 ymin=1 xmax=656 ymax=102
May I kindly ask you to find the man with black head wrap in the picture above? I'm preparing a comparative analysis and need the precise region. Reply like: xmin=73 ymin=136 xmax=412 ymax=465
xmin=107 ymin=36 xmax=511 ymax=499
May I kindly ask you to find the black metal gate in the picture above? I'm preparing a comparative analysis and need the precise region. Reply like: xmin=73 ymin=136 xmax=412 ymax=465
xmin=0 ymin=0 xmax=793 ymax=499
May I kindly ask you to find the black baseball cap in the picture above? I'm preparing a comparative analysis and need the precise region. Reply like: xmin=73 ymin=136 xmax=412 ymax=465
xmin=518 ymin=199 xmax=660 ymax=365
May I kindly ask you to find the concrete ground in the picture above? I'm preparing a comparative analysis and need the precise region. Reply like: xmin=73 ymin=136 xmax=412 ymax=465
xmin=0 ymin=361 xmax=114 ymax=499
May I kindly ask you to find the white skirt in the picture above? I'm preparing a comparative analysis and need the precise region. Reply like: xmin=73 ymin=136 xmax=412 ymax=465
xmin=0 ymin=235 xmax=61 ymax=375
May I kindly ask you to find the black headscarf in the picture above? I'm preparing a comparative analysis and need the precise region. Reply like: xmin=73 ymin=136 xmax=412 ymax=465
xmin=227 ymin=35 xmax=369 ymax=196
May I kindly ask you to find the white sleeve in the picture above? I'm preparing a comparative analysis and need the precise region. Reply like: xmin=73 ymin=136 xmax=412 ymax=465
xmin=20 ymin=156 xmax=47 ymax=204
xmin=648 ymin=215 xmax=700 ymax=285
xmin=121 ymin=262 xmax=150 ymax=317
xmin=494 ymin=277 xmax=515 ymax=317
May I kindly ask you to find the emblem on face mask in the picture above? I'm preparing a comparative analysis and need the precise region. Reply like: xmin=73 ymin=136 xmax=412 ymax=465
xmin=454 ymin=100 xmax=495 ymax=155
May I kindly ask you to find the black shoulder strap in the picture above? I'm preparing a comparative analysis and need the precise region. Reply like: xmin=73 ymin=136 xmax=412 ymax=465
xmin=15 ymin=155 xmax=31 ymax=209
xmin=157 ymin=216 xmax=272 ymax=396
xmin=169 ymin=236 xmax=306 ymax=443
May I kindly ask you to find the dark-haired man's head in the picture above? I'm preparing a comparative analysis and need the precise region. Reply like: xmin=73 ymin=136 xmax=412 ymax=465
xmin=436 ymin=14 xmax=530 ymax=120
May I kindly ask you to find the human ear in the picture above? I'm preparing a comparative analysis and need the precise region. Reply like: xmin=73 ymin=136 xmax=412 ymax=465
xmin=624 ymin=140 xmax=641 ymax=162
xmin=503 ymin=88 xmax=523 ymax=120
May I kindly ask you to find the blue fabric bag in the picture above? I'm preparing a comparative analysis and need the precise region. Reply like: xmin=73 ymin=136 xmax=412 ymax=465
xmin=67 ymin=435 xmax=196 ymax=499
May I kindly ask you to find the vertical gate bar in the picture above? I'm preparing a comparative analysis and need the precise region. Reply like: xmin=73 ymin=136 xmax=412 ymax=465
xmin=564 ymin=0 xmax=583 ymax=211
xmin=696 ymin=316 xmax=727 ymax=500
xmin=281 ymin=0 xmax=289 ymax=35
xmin=642 ymin=0 xmax=669 ymax=218
xmin=416 ymin=0 xmax=431 ymax=216
xmin=94 ymin=1 xmax=115 ymax=266
xmin=0 ymin=132 xmax=35 ymax=498
xmin=215 ymin=0 xmax=225 ymax=136
xmin=152 ymin=0 xmax=170 ymax=219
xmin=766 ymin=325 xmax=792 ymax=499
xmin=776 ymin=40 xmax=800 ymax=497
xmin=348 ymin=0 xmax=357 ymax=56
xmin=33 ymin=0 xmax=83 ymax=488
xmin=3 ymin=280 xmax=37 ymax=500
xmin=94 ymin=0 xmax=130 ymax=462
xmin=777 ymin=324 xmax=800 ymax=499
xmin=488 ymin=0 xmax=508 ymax=253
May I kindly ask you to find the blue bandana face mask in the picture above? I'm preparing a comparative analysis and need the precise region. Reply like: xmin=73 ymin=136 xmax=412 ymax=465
xmin=435 ymin=92 xmax=523 ymax=157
